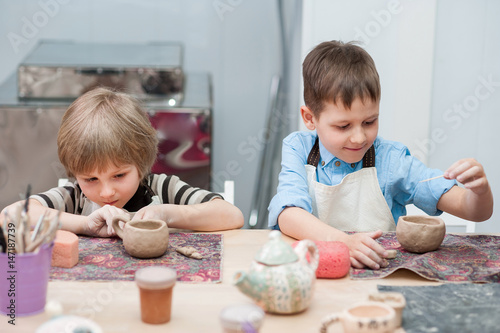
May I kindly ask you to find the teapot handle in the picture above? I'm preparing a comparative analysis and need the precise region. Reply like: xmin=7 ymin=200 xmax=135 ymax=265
xmin=295 ymin=240 xmax=319 ymax=272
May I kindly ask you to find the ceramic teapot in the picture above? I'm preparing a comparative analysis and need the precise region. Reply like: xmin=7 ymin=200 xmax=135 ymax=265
xmin=233 ymin=230 xmax=319 ymax=314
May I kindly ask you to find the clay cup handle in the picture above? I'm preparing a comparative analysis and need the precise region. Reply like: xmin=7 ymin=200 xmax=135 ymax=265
xmin=319 ymin=312 xmax=340 ymax=333
xmin=112 ymin=214 xmax=131 ymax=239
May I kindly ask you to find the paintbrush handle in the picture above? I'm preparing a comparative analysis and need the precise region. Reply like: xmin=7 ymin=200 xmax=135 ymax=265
xmin=0 ymin=226 xmax=6 ymax=253
xmin=419 ymin=175 xmax=444 ymax=183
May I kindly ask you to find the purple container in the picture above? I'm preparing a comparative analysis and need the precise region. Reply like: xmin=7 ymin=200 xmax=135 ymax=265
xmin=0 ymin=243 xmax=53 ymax=317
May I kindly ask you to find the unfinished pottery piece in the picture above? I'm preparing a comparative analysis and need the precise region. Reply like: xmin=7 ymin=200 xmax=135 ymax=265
xmin=396 ymin=215 xmax=445 ymax=253
xmin=112 ymin=214 xmax=169 ymax=258
xmin=320 ymin=301 xmax=396 ymax=333
xmin=369 ymin=292 xmax=406 ymax=328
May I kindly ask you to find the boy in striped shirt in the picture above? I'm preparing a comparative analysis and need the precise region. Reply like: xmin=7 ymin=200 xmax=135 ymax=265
xmin=1 ymin=88 xmax=243 ymax=236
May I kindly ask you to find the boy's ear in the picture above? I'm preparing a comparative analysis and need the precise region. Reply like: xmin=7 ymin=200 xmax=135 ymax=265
xmin=300 ymin=106 xmax=316 ymax=130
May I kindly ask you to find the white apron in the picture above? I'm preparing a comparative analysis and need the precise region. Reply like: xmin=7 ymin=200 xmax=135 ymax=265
xmin=305 ymin=139 xmax=395 ymax=232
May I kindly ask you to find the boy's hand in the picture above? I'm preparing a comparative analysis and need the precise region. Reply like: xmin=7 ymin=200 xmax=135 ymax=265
xmin=0 ymin=205 xmax=13 ymax=227
xmin=86 ymin=205 xmax=127 ymax=237
xmin=131 ymin=204 xmax=178 ymax=224
xmin=444 ymin=158 xmax=490 ymax=195
xmin=343 ymin=230 xmax=389 ymax=270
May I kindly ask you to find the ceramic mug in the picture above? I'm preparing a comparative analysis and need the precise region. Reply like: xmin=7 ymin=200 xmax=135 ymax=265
xmin=112 ymin=214 xmax=169 ymax=258
xmin=320 ymin=301 xmax=396 ymax=333
xmin=368 ymin=292 xmax=406 ymax=327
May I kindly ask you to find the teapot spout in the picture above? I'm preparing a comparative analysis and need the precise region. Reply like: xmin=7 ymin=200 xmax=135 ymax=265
xmin=234 ymin=271 xmax=262 ymax=302
xmin=234 ymin=271 xmax=251 ymax=294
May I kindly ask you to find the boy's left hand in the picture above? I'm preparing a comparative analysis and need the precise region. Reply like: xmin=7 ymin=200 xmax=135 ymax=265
xmin=444 ymin=158 xmax=490 ymax=195
xmin=132 ymin=204 xmax=178 ymax=224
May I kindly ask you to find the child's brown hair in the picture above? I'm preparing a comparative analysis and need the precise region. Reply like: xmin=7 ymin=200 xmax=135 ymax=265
xmin=302 ymin=40 xmax=381 ymax=116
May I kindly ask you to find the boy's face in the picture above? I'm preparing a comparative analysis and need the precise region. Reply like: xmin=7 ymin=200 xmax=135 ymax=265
xmin=301 ymin=98 xmax=379 ymax=163
xmin=75 ymin=163 xmax=141 ymax=208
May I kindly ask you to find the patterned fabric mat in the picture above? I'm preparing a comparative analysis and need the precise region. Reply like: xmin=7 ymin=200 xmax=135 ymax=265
xmin=378 ymin=284 xmax=500 ymax=333
xmin=350 ymin=232 xmax=500 ymax=283
xmin=50 ymin=233 xmax=223 ymax=283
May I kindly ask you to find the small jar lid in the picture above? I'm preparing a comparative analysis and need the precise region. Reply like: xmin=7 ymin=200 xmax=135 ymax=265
xmin=220 ymin=304 xmax=265 ymax=331
xmin=135 ymin=266 xmax=177 ymax=290
xmin=36 ymin=315 xmax=102 ymax=333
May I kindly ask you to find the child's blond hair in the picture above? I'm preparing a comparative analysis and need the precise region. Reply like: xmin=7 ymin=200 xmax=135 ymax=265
xmin=57 ymin=87 xmax=158 ymax=179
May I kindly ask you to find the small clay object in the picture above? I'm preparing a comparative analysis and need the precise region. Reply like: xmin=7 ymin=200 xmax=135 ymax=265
xmin=385 ymin=250 xmax=397 ymax=259
xmin=320 ymin=301 xmax=396 ymax=333
xmin=176 ymin=246 xmax=203 ymax=259
xmin=396 ymin=215 xmax=446 ymax=253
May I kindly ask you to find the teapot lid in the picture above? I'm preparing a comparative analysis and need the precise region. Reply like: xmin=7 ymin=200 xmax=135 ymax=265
xmin=254 ymin=230 xmax=298 ymax=265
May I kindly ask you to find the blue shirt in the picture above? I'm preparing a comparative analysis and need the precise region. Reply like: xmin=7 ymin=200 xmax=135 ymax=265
xmin=268 ymin=131 xmax=457 ymax=228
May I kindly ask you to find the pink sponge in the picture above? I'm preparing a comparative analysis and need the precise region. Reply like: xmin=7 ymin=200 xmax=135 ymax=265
xmin=51 ymin=230 xmax=79 ymax=268
xmin=294 ymin=240 xmax=350 ymax=279
xmin=314 ymin=241 xmax=350 ymax=279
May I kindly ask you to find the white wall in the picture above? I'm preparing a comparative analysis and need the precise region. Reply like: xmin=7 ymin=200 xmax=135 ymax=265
xmin=0 ymin=0 xmax=287 ymax=225
xmin=428 ymin=0 xmax=500 ymax=233
xmin=300 ymin=0 xmax=437 ymax=162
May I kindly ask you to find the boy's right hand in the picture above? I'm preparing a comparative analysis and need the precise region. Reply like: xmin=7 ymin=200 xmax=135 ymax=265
xmin=343 ymin=230 xmax=389 ymax=270
xmin=0 ymin=202 xmax=21 ymax=227
xmin=86 ymin=205 xmax=127 ymax=237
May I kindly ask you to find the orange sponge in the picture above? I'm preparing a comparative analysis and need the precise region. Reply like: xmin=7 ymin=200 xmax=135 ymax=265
xmin=51 ymin=230 xmax=79 ymax=268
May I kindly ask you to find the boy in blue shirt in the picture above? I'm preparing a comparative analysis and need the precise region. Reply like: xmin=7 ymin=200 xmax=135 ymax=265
xmin=268 ymin=40 xmax=493 ymax=270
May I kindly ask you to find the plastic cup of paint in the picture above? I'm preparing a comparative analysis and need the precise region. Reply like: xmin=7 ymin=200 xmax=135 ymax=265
xmin=135 ymin=266 xmax=177 ymax=324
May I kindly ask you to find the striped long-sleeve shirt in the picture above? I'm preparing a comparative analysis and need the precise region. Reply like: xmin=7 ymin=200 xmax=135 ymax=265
xmin=31 ymin=174 xmax=222 ymax=215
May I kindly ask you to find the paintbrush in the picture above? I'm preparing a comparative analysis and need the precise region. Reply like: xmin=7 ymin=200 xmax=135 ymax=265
xmin=1 ymin=211 xmax=11 ymax=253
xmin=11 ymin=203 xmax=24 ymax=254
xmin=0 ymin=225 xmax=6 ymax=253
xmin=31 ymin=212 xmax=47 ymax=242
xmin=23 ymin=184 xmax=31 ymax=214
xmin=419 ymin=175 xmax=444 ymax=183
xmin=21 ymin=184 xmax=32 ymax=252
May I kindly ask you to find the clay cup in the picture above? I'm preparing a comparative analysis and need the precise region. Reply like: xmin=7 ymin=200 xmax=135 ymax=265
xmin=369 ymin=292 xmax=406 ymax=328
xmin=112 ymin=214 xmax=169 ymax=258
xmin=320 ymin=301 xmax=396 ymax=333
xmin=396 ymin=215 xmax=445 ymax=253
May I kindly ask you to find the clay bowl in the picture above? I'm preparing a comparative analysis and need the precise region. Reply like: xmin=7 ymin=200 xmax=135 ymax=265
xmin=396 ymin=215 xmax=446 ymax=253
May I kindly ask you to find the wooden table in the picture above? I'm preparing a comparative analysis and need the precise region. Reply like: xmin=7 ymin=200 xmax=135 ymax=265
xmin=0 ymin=229 xmax=442 ymax=332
